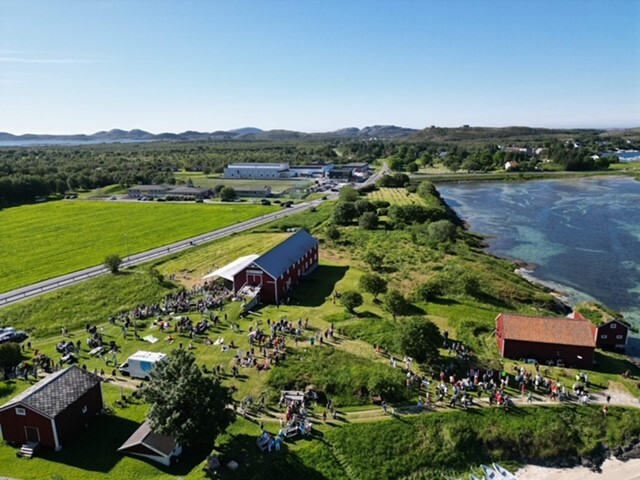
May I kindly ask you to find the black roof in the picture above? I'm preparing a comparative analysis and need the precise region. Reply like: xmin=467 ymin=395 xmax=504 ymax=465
xmin=118 ymin=421 xmax=179 ymax=456
xmin=0 ymin=366 xmax=101 ymax=418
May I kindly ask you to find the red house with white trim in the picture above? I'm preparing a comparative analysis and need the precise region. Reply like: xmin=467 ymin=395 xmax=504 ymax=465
xmin=496 ymin=313 xmax=596 ymax=368
xmin=0 ymin=366 xmax=102 ymax=450
xmin=595 ymin=319 xmax=629 ymax=351
xmin=232 ymin=229 xmax=319 ymax=305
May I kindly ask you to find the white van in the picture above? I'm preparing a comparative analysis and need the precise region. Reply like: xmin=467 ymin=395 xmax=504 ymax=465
xmin=119 ymin=351 xmax=167 ymax=380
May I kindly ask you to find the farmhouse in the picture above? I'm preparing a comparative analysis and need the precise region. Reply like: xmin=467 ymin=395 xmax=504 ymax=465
xmin=595 ymin=318 xmax=629 ymax=351
xmin=495 ymin=313 xmax=596 ymax=368
xmin=204 ymin=230 xmax=319 ymax=305
xmin=118 ymin=420 xmax=182 ymax=466
xmin=224 ymin=162 xmax=290 ymax=179
xmin=0 ymin=366 xmax=102 ymax=451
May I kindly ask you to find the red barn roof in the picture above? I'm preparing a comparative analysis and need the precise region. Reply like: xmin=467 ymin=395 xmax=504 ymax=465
xmin=497 ymin=313 xmax=596 ymax=348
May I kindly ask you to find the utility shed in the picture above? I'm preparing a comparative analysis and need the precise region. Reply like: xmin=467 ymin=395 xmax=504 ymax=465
xmin=118 ymin=420 xmax=182 ymax=466
xmin=0 ymin=366 xmax=102 ymax=450
xmin=496 ymin=313 xmax=597 ymax=368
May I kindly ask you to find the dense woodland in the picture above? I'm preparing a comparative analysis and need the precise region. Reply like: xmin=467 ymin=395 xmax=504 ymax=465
xmin=1 ymin=127 xmax=638 ymax=205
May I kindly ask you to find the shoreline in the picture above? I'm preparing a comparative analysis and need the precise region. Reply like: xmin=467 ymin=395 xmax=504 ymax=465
xmin=517 ymin=457 xmax=640 ymax=480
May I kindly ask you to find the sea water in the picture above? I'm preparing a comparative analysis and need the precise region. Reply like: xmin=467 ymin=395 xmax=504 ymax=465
xmin=438 ymin=176 xmax=640 ymax=355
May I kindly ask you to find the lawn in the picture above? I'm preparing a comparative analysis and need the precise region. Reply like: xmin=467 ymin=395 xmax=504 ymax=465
xmin=173 ymin=173 xmax=313 ymax=194
xmin=0 ymin=200 xmax=275 ymax=293
xmin=367 ymin=187 xmax=426 ymax=206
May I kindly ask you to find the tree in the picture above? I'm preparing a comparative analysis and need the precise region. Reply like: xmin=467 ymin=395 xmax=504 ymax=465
xmin=340 ymin=291 xmax=363 ymax=313
xmin=358 ymin=211 xmax=379 ymax=230
xmin=406 ymin=162 xmax=419 ymax=173
xmin=219 ymin=186 xmax=236 ymax=201
xmin=143 ymin=349 xmax=233 ymax=446
xmin=354 ymin=199 xmax=376 ymax=216
xmin=359 ymin=273 xmax=388 ymax=299
xmin=383 ymin=289 xmax=408 ymax=320
xmin=362 ymin=250 xmax=384 ymax=270
xmin=399 ymin=317 xmax=442 ymax=364
xmin=325 ymin=224 xmax=341 ymax=241
xmin=339 ymin=185 xmax=359 ymax=202
xmin=427 ymin=220 xmax=456 ymax=244
xmin=332 ymin=201 xmax=357 ymax=225
xmin=416 ymin=180 xmax=437 ymax=199
xmin=0 ymin=343 xmax=21 ymax=368
xmin=104 ymin=254 xmax=122 ymax=274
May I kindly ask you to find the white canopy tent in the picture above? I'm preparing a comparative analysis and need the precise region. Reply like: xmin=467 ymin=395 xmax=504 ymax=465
xmin=202 ymin=254 xmax=259 ymax=281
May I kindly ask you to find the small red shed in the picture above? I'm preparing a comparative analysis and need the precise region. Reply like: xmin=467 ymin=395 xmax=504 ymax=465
xmin=0 ymin=366 xmax=102 ymax=450
xmin=496 ymin=313 xmax=597 ymax=368
xmin=232 ymin=229 xmax=319 ymax=305
xmin=595 ymin=319 xmax=629 ymax=351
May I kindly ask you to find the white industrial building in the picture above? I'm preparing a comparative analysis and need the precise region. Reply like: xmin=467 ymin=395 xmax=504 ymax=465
xmin=224 ymin=163 xmax=290 ymax=179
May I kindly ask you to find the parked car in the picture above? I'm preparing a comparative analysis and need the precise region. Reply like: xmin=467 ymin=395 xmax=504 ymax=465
xmin=0 ymin=330 xmax=28 ymax=344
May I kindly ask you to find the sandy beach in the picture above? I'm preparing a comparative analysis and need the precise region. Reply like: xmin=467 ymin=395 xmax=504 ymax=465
xmin=516 ymin=458 xmax=640 ymax=480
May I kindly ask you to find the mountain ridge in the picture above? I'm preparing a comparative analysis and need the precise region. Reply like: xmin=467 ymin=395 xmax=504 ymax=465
xmin=1 ymin=125 xmax=638 ymax=145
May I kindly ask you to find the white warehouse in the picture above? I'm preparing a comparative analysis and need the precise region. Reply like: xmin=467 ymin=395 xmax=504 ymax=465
xmin=224 ymin=163 xmax=290 ymax=179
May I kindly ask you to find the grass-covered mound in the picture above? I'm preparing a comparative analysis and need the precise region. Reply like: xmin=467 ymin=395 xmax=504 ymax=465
xmin=298 ymin=406 xmax=640 ymax=480
xmin=267 ymin=347 xmax=411 ymax=406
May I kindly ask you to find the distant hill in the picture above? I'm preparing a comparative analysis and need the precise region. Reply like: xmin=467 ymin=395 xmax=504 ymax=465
xmin=2 ymin=125 xmax=637 ymax=146
xmin=0 ymin=125 xmax=418 ymax=145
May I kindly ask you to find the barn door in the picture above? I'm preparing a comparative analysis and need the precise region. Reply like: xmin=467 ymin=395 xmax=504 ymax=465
xmin=25 ymin=426 xmax=40 ymax=443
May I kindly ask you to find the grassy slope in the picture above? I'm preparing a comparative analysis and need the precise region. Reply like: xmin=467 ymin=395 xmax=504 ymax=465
xmin=0 ymin=200 xmax=275 ymax=293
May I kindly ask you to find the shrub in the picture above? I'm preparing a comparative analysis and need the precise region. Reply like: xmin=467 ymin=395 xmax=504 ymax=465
xmin=359 ymin=273 xmax=388 ymax=299
xmin=104 ymin=254 xmax=122 ymax=273
xmin=414 ymin=278 xmax=446 ymax=302
xmin=358 ymin=211 xmax=379 ymax=230
xmin=340 ymin=291 xmax=363 ymax=313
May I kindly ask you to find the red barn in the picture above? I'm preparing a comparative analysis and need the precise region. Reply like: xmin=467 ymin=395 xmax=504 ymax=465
xmin=595 ymin=319 xmax=629 ymax=351
xmin=496 ymin=313 xmax=596 ymax=368
xmin=232 ymin=229 xmax=319 ymax=305
xmin=0 ymin=366 xmax=102 ymax=450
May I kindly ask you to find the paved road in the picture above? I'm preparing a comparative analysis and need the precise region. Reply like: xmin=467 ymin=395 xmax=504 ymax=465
xmin=0 ymin=198 xmax=326 ymax=309
xmin=0 ymin=165 xmax=386 ymax=310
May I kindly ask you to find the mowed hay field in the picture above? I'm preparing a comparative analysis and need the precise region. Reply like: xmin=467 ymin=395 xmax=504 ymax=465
xmin=367 ymin=187 xmax=427 ymax=205
xmin=0 ymin=201 xmax=275 ymax=293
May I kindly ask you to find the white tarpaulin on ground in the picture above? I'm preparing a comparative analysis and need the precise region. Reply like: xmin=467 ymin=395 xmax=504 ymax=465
xmin=202 ymin=254 xmax=259 ymax=281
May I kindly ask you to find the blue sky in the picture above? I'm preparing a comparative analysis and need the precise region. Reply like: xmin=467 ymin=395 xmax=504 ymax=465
xmin=1 ymin=0 xmax=638 ymax=134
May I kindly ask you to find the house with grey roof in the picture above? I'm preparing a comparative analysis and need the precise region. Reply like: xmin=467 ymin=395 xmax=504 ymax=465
xmin=118 ymin=420 xmax=182 ymax=466
xmin=0 ymin=366 xmax=103 ymax=450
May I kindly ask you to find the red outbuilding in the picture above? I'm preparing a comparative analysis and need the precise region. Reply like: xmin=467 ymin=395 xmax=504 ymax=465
xmin=0 ymin=366 xmax=103 ymax=450
xmin=232 ymin=229 xmax=319 ymax=305
xmin=496 ymin=313 xmax=597 ymax=368
xmin=595 ymin=318 xmax=629 ymax=351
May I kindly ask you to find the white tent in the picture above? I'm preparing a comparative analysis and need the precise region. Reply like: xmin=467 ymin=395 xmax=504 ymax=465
xmin=202 ymin=254 xmax=259 ymax=281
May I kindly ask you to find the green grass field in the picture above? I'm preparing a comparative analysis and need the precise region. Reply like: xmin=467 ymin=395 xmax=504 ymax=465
xmin=173 ymin=172 xmax=313 ymax=194
xmin=367 ymin=187 xmax=426 ymax=206
xmin=0 ymin=200 xmax=275 ymax=293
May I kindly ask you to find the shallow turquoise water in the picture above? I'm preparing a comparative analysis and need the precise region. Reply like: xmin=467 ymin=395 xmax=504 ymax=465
xmin=438 ymin=176 xmax=640 ymax=354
